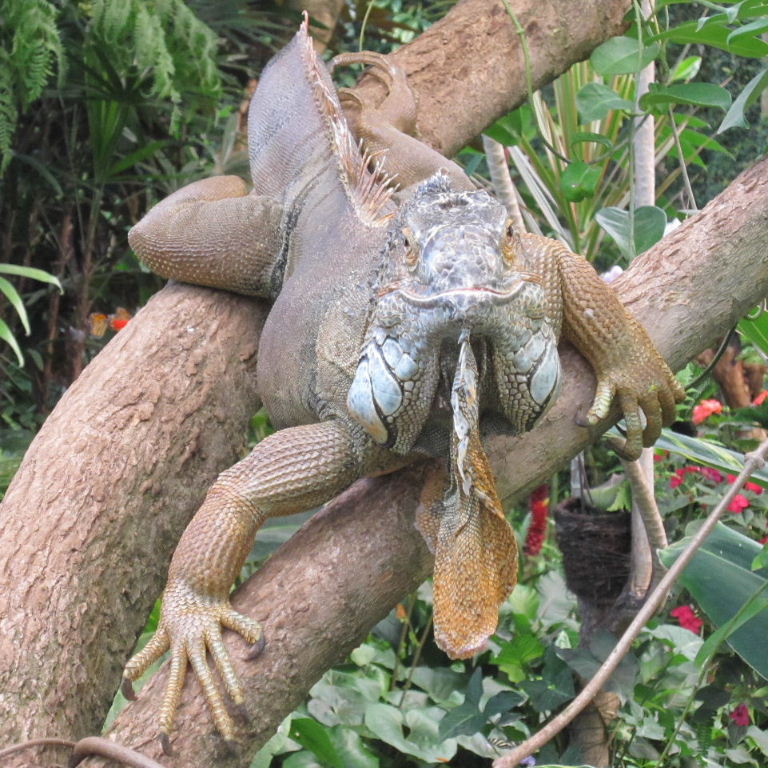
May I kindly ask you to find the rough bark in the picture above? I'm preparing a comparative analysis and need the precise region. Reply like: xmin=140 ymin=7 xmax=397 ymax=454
xmin=0 ymin=285 xmax=265 ymax=762
xmin=1 ymin=0 xmax=767 ymax=764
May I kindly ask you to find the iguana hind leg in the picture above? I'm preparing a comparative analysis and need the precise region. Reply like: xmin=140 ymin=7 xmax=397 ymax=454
xmin=129 ymin=176 xmax=285 ymax=298
xmin=331 ymin=52 xmax=471 ymax=191
xmin=123 ymin=420 xmax=363 ymax=749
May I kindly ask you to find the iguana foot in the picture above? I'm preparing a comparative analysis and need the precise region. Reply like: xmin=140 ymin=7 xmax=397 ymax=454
xmin=586 ymin=361 xmax=685 ymax=459
xmin=330 ymin=51 xmax=417 ymax=136
xmin=123 ymin=580 xmax=262 ymax=751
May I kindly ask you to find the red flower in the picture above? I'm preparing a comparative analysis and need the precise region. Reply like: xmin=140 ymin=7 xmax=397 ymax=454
xmin=692 ymin=399 xmax=723 ymax=425
xmin=111 ymin=318 xmax=130 ymax=331
xmin=760 ymin=536 xmax=768 ymax=545
xmin=700 ymin=466 xmax=724 ymax=483
xmin=730 ymin=704 xmax=751 ymax=726
xmin=671 ymin=604 xmax=703 ymax=634
xmin=753 ymin=390 xmax=768 ymax=406
xmin=654 ymin=449 xmax=670 ymax=462
xmin=525 ymin=484 xmax=549 ymax=556
xmin=670 ymin=468 xmax=688 ymax=488
xmin=728 ymin=494 xmax=750 ymax=514
xmin=745 ymin=481 xmax=763 ymax=495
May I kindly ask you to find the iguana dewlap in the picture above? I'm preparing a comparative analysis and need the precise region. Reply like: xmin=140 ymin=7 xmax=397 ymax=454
xmin=124 ymin=19 xmax=684 ymax=748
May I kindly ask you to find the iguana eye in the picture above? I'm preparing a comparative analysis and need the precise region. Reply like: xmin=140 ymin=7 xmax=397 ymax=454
xmin=402 ymin=227 xmax=418 ymax=270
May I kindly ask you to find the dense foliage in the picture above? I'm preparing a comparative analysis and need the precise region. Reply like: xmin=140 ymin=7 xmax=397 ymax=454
xmin=2 ymin=1 xmax=768 ymax=766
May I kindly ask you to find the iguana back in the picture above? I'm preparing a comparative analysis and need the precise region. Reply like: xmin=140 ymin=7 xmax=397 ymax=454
xmin=249 ymin=26 xmax=396 ymax=429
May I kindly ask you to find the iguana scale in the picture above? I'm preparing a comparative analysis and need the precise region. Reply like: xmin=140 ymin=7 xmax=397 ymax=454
xmin=124 ymin=19 xmax=684 ymax=749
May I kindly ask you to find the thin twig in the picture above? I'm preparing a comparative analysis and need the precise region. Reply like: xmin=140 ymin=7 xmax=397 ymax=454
xmin=493 ymin=437 xmax=768 ymax=767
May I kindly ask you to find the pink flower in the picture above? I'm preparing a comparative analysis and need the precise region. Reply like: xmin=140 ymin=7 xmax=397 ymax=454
xmin=671 ymin=605 xmax=703 ymax=634
xmin=692 ymin=399 xmax=723 ymax=425
xmin=753 ymin=390 xmax=768 ymax=406
xmin=730 ymin=704 xmax=751 ymax=726
xmin=745 ymin=481 xmax=763 ymax=495
xmin=728 ymin=494 xmax=750 ymax=513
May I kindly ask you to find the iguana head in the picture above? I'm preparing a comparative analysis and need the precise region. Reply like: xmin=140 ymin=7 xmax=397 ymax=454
xmin=348 ymin=173 xmax=559 ymax=454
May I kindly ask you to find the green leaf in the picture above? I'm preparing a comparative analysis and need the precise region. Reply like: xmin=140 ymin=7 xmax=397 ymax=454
xmin=576 ymin=83 xmax=634 ymax=122
xmin=718 ymin=67 xmax=768 ymax=133
xmin=739 ymin=308 xmax=768 ymax=356
xmin=658 ymin=523 xmax=768 ymax=679
xmin=641 ymin=83 xmax=731 ymax=112
xmin=0 ymin=264 xmax=62 ymax=291
xmin=483 ymin=690 xmax=525 ymax=720
xmin=438 ymin=668 xmax=486 ymax=738
xmin=560 ymin=161 xmax=601 ymax=202
xmin=569 ymin=131 xmax=615 ymax=152
xmin=365 ymin=703 xmax=455 ymax=762
xmin=595 ymin=205 xmax=666 ymax=258
xmin=727 ymin=18 xmax=768 ymax=45
xmin=0 ymin=276 xmax=30 ymax=335
xmin=493 ymin=633 xmax=545 ymax=682
xmin=653 ymin=20 xmax=768 ymax=57
xmin=670 ymin=55 xmax=702 ymax=82
xmin=0 ymin=318 xmax=24 ymax=366
xmin=289 ymin=718 xmax=345 ymax=768
xmin=590 ymin=37 xmax=660 ymax=76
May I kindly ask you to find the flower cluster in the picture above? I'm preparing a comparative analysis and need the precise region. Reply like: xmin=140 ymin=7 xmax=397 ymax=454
xmin=671 ymin=604 xmax=703 ymax=634
xmin=524 ymin=485 xmax=550 ymax=556
xmin=669 ymin=465 xmax=763 ymax=513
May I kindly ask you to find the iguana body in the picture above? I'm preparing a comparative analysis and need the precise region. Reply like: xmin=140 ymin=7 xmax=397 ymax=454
xmin=125 ymin=20 xmax=684 ymax=748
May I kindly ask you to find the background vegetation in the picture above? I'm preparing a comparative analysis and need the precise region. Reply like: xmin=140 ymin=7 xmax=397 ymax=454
xmin=2 ymin=0 xmax=768 ymax=766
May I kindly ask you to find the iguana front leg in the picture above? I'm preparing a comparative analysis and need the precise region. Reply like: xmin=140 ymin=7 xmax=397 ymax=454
xmin=518 ymin=233 xmax=685 ymax=458
xmin=128 ymin=176 xmax=284 ymax=298
xmin=122 ymin=421 xmax=364 ymax=750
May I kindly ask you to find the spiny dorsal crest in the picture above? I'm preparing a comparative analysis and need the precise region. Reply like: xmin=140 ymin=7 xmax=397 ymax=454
xmin=298 ymin=16 xmax=396 ymax=226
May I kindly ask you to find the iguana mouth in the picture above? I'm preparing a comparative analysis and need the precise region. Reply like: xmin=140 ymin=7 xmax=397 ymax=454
xmin=388 ymin=276 xmax=541 ymax=309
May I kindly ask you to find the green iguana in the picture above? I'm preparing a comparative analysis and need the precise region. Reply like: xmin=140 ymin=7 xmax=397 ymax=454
xmin=123 ymin=19 xmax=684 ymax=751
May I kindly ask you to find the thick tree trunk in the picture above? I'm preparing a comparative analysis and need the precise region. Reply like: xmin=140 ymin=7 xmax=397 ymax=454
xmin=3 ymin=0 xmax=767 ymax=765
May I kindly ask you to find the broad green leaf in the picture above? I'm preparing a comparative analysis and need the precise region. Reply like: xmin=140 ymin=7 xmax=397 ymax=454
xmin=576 ymin=83 xmax=634 ymax=122
xmin=595 ymin=205 xmax=666 ymax=258
xmin=0 ymin=264 xmax=62 ymax=291
xmin=670 ymin=55 xmax=702 ymax=82
xmin=659 ymin=523 xmax=768 ymax=680
xmin=641 ymin=83 xmax=731 ymax=112
xmin=289 ymin=718 xmax=345 ymax=768
xmin=483 ymin=690 xmax=526 ymax=720
xmin=655 ymin=428 xmax=768 ymax=489
xmin=590 ymin=37 xmax=660 ymax=76
xmin=718 ymin=67 xmax=768 ymax=133
xmin=0 ymin=277 xmax=30 ymax=335
xmin=560 ymin=161 xmax=601 ymax=202
xmin=0 ymin=317 xmax=23 ymax=366
xmin=653 ymin=21 xmax=768 ymax=58
xmin=365 ymin=703 xmax=456 ymax=762
xmin=409 ymin=666 xmax=466 ymax=705
xmin=493 ymin=633 xmax=545 ymax=682
xmin=739 ymin=307 xmax=768 ymax=356
xmin=327 ymin=728 xmax=379 ymax=768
